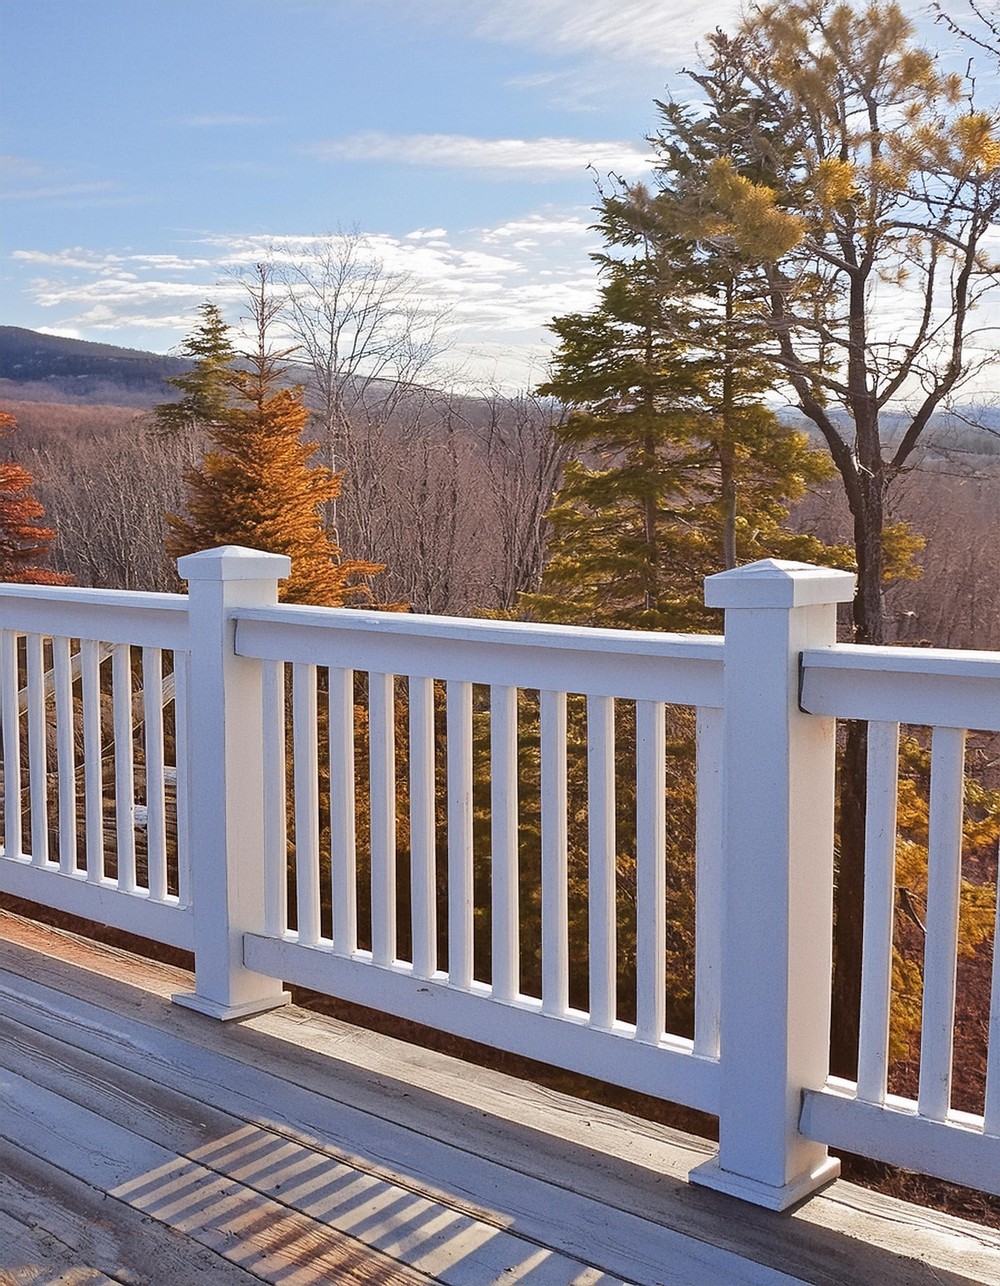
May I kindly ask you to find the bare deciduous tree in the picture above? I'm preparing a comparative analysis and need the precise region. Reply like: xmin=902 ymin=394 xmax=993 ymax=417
xmin=27 ymin=420 xmax=200 ymax=592
xmin=275 ymin=231 xmax=453 ymax=549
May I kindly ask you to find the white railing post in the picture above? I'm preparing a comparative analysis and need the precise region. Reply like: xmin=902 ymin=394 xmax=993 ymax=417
xmin=691 ymin=559 xmax=855 ymax=1210
xmin=172 ymin=545 xmax=292 ymax=1020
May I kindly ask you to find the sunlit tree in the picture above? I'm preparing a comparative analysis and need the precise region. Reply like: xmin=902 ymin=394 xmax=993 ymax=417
xmin=0 ymin=412 xmax=71 ymax=585
xmin=166 ymin=268 xmax=384 ymax=607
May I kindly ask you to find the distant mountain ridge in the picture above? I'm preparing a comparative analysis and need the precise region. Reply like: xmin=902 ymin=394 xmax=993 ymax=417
xmin=0 ymin=326 xmax=189 ymax=406
xmin=1 ymin=327 xmax=998 ymax=459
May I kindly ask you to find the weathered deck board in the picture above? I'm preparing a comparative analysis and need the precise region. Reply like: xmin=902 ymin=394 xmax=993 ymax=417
xmin=2 ymin=909 xmax=999 ymax=1285
xmin=0 ymin=1015 xmax=624 ymax=1285
xmin=0 ymin=1140 xmax=266 ymax=1285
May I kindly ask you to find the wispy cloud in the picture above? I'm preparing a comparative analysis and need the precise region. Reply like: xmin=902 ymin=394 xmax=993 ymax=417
xmin=13 ymin=248 xmax=213 ymax=273
xmin=0 ymin=155 xmax=127 ymax=205
xmin=472 ymin=0 xmax=740 ymax=66
xmin=176 ymin=113 xmax=282 ymax=127
xmin=2 ymin=181 xmax=118 ymax=202
xmin=304 ymin=131 xmax=653 ymax=177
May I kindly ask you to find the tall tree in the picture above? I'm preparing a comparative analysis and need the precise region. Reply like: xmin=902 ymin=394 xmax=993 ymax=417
xmin=153 ymin=302 xmax=237 ymax=436
xmin=166 ymin=268 xmax=384 ymax=607
xmin=684 ymin=0 xmax=1000 ymax=646
xmin=524 ymin=191 xmax=843 ymax=631
xmin=522 ymin=192 xmax=846 ymax=1037
xmin=276 ymin=231 xmax=452 ymax=548
xmin=641 ymin=0 xmax=1000 ymax=1074
xmin=0 ymin=411 xmax=71 ymax=585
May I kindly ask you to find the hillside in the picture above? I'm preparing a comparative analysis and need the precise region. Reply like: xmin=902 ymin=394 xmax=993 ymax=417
xmin=3 ymin=326 xmax=999 ymax=459
xmin=0 ymin=327 xmax=188 ymax=406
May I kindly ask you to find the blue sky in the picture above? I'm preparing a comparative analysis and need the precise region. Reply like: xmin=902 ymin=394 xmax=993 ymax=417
xmin=1 ymin=0 xmax=950 ymax=389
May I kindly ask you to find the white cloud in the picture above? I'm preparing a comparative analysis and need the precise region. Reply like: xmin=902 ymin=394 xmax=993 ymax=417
xmin=35 ymin=325 xmax=83 ymax=340
xmin=13 ymin=248 xmax=212 ymax=273
xmin=482 ymin=215 xmax=592 ymax=243
xmin=304 ymin=132 xmax=654 ymax=177
xmin=11 ymin=214 xmax=606 ymax=390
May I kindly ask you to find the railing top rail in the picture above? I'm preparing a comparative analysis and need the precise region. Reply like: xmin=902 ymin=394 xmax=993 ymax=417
xmin=801 ymin=643 xmax=1000 ymax=730
xmin=803 ymin=642 xmax=1000 ymax=677
xmin=0 ymin=584 xmax=189 ymax=650
xmin=236 ymin=603 xmax=725 ymax=658
xmin=0 ymin=583 xmax=186 ymax=611
xmin=234 ymin=605 xmax=725 ymax=706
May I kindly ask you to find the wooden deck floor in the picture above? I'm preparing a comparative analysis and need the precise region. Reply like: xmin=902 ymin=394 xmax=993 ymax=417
xmin=1 ymin=911 xmax=998 ymax=1286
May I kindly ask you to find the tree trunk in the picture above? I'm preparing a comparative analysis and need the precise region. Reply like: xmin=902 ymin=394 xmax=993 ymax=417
xmin=720 ymin=440 xmax=737 ymax=570
xmin=831 ymin=718 xmax=867 ymax=1078
xmin=830 ymin=466 xmax=885 ymax=1079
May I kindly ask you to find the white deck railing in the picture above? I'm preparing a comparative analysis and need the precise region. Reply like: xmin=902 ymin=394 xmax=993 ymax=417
xmin=1 ymin=545 xmax=998 ymax=1211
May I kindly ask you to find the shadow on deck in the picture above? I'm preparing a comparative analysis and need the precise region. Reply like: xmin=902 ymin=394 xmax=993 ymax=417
xmin=1 ymin=909 xmax=997 ymax=1286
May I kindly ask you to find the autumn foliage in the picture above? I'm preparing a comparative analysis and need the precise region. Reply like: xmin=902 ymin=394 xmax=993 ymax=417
xmin=165 ymin=277 xmax=385 ymax=607
xmin=166 ymin=376 xmax=381 ymax=606
xmin=0 ymin=411 xmax=71 ymax=585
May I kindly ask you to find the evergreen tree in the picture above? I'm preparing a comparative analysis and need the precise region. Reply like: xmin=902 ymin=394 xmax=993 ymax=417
xmin=166 ymin=271 xmax=384 ymax=607
xmin=523 ymin=192 xmax=845 ymax=632
xmin=0 ymin=412 xmax=71 ymax=585
xmin=518 ymin=197 xmax=845 ymax=1039
xmin=154 ymin=302 xmax=237 ymax=435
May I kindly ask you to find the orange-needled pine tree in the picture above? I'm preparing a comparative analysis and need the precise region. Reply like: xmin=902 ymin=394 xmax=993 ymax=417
xmin=166 ymin=269 xmax=384 ymax=607
xmin=0 ymin=411 xmax=72 ymax=585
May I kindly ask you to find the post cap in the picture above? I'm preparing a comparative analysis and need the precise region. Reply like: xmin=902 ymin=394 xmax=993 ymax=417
xmin=177 ymin=545 xmax=292 ymax=583
xmin=705 ymin=559 xmax=856 ymax=610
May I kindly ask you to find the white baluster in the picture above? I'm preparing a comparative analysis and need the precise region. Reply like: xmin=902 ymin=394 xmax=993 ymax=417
xmin=409 ymin=674 xmax=437 ymax=979
xmin=142 ymin=646 xmax=168 ymax=900
xmin=81 ymin=639 xmax=104 ymax=883
xmin=112 ymin=644 xmax=136 ymax=892
xmin=588 ymin=694 xmax=616 ymax=1031
xmin=369 ymin=671 xmax=396 ymax=967
xmin=26 ymin=634 xmax=48 ymax=867
xmin=636 ymin=699 xmax=666 ymax=1044
xmin=857 ymin=720 xmax=901 ymax=1105
xmin=540 ymin=689 xmax=569 ymax=1018
xmin=918 ymin=725 xmax=966 ymax=1123
xmin=262 ymin=659 xmax=287 ymax=937
xmin=491 ymin=684 xmax=519 ymax=1002
xmin=328 ymin=666 xmax=357 ymax=955
xmin=0 ymin=630 xmax=23 ymax=859
xmin=292 ymin=662 xmax=321 ymax=947
xmin=446 ymin=680 xmax=473 ymax=989
xmin=694 ymin=705 xmax=723 ymax=1058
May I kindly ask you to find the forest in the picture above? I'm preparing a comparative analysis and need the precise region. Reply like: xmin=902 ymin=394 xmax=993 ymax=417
xmin=2 ymin=0 xmax=1000 ymax=1222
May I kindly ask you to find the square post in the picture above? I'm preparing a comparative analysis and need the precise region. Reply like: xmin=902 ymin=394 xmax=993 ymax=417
xmin=691 ymin=559 xmax=855 ymax=1209
xmin=172 ymin=545 xmax=293 ymax=1020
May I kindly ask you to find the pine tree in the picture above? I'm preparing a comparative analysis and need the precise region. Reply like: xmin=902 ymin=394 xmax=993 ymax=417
xmin=165 ymin=271 xmax=384 ymax=607
xmin=0 ymin=412 xmax=71 ymax=585
xmin=154 ymin=302 xmax=237 ymax=435
xmin=522 ymin=192 xmax=846 ymax=632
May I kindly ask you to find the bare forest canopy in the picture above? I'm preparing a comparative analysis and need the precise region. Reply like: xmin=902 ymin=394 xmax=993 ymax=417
xmin=2 ymin=326 xmax=999 ymax=648
xmin=4 ymin=325 xmax=999 ymax=456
